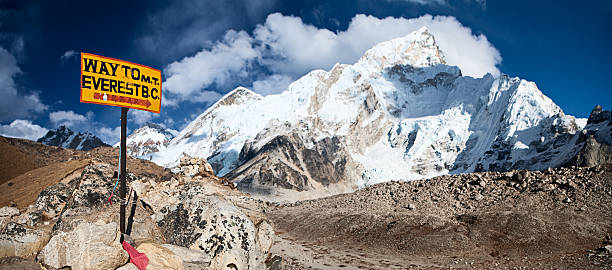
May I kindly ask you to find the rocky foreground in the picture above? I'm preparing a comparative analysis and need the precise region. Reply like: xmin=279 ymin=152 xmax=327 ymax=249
xmin=0 ymin=151 xmax=273 ymax=270
xmin=267 ymin=164 xmax=612 ymax=269
xmin=0 ymin=135 xmax=610 ymax=269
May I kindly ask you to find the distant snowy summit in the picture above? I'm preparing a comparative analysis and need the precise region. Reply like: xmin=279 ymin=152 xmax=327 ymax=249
xmin=150 ymin=27 xmax=611 ymax=198
xmin=116 ymin=122 xmax=177 ymax=157
xmin=37 ymin=125 xmax=109 ymax=151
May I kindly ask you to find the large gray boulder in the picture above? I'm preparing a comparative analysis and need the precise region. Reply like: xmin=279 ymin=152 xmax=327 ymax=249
xmin=0 ymin=222 xmax=49 ymax=259
xmin=135 ymin=178 xmax=271 ymax=269
xmin=37 ymin=221 xmax=128 ymax=270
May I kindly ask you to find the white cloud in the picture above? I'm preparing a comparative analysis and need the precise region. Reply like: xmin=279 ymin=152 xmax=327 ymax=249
xmin=161 ymin=93 xmax=179 ymax=108
xmin=97 ymin=126 xmax=122 ymax=146
xmin=164 ymin=13 xmax=502 ymax=104
xmin=0 ymin=119 xmax=49 ymax=141
xmin=164 ymin=30 xmax=259 ymax=98
xmin=251 ymin=74 xmax=294 ymax=95
xmin=255 ymin=13 xmax=501 ymax=78
xmin=59 ymin=50 xmax=78 ymax=63
xmin=0 ymin=47 xmax=48 ymax=122
xmin=49 ymin=110 xmax=88 ymax=127
xmin=138 ymin=0 xmax=277 ymax=62
xmin=129 ymin=109 xmax=159 ymax=126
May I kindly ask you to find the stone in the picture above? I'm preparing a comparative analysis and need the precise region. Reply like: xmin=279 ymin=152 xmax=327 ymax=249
xmin=116 ymin=263 xmax=140 ymax=270
xmin=542 ymin=184 xmax=556 ymax=192
xmin=151 ymin=184 xmax=266 ymax=270
xmin=474 ymin=194 xmax=484 ymax=201
xmin=563 ymin=197 xmax=572 ymax=203
xmin=256 ymin=221 xmax=274 ymax=260
xmin=266 ymin=255 xmax=283 ymax=270
xmin=37 ymin=222 xmax=128 ymax=270
xmin=200 ymin=162 xmax=215 ymax=176
xmin=0 ymin=256 xmax=42 ymax=270
xmin=161 ymin=244 xmax=211 ymax=269
xmin=0 ymin=222 xmax=49 ymax=259
xmin=407 ymin=203 xmax=416 ymax=210
xmin=0 ymin=207 xmax=20 ymax=231
xmin=0 ymin=207 xmax=19 ymax=218
xmin=128 ymin=213 xmax=166 ymax=246
xmin=65 ymin=164 xmax=138 ymax=215
xmin=136 ymin=242 xmax=184 ymax=270
xmin=14 ymin=208 xmax=43 ymax=227
xmin=34 ymin=182 xmax=73 ymax=219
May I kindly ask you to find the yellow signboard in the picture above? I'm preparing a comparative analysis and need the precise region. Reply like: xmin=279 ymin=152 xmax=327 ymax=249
xmin=80 ymin=52 xmax=162 ymax=113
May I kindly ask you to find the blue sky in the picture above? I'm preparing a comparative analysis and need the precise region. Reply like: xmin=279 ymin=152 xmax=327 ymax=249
xmin=0 ymin=0 xmax=610 ymax=143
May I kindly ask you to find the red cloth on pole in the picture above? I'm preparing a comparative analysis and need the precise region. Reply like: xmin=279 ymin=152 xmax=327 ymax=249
xmin=122 ymin=241 xmax=149 ymax=270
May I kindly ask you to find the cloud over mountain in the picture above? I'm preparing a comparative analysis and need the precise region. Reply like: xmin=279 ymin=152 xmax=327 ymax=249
xmin=163 ymin=13 xmax=501 ymax=104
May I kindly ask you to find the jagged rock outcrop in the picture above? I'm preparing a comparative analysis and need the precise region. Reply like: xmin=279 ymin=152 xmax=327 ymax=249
xmin=574 ymin=136 xmax=612 ymax=167
xmin=37 ymin=125 xmax=109 ymax=151
xmin=571 ymin=105 xmax=612 ymax=167
xmin=228 ymin=130 xmax=359 ymax=195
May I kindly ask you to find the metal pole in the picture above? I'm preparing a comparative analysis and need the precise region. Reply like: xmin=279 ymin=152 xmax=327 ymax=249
xmin=119 ymin=107 xmax=128 ymax=241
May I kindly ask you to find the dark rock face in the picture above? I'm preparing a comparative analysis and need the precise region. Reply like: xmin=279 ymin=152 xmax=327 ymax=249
xmin=574 ymin=135 xmax=612 ymax=167
xmin=34 ymin=183 xmax=73 ymax=219
xmin=37 ymin=125 xmax=109 ymax=151
xmin=229 ymin=132 xmax=353 ymax=193
xmin=68 ymin=165 xmax=136 ymax=211
xmin=302 ymin=137 xmax=347 ymax=186
xmin=587 ymin=105 xmax=612 ymax=125
xmin=157 ymin=203 xmax=200 ymax=247
xmin=2 ymin=222 xmax=27 ymax=237
xmin=567 ymin=105 xmax=612 ymax=167
xmin=51 ymin=164 xmax=139 ymax=234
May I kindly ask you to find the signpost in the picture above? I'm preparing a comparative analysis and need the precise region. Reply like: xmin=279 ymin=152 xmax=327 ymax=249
xmin=80 ymin=52 xmax=161 ymax=241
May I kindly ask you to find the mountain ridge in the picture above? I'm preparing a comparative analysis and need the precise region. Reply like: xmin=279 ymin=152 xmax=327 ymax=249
xmin=37 ymin=125 xmax=109 ymax=151
xmin=149 ymin=27 xmax=609 ymax=199
xmin=116 ymin=122 xmax=177 ymax=157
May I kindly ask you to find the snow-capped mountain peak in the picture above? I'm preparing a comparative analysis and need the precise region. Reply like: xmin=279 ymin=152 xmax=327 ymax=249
xmin=153 ymin=27 xmax=604 ymax=199
xmin=117 ymin=122 xmax=177 ymax=157
xmin=37 ymin=125 xmax=109 ymax=151
xmin=217 ymin=87 xmax=263 ymax=107
xmin=356 ymin=26 xmax=445 ymax=73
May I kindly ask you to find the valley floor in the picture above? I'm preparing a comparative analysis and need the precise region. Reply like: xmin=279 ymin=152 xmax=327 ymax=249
xmin=264 ymin=164 xmax=612 ymax=269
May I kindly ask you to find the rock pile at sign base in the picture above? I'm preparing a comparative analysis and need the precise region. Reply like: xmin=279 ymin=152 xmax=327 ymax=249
xmin=0 ymin=158 xmax=272 ymax=270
